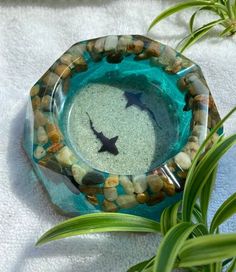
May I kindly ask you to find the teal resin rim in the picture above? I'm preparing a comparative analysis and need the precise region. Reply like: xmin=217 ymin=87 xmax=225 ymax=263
xmin=24 ymin=35 xmax=222 ymax=215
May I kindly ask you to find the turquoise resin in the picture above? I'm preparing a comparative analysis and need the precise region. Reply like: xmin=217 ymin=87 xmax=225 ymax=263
xmin=23 ymin=35 xmax=221 ymax=219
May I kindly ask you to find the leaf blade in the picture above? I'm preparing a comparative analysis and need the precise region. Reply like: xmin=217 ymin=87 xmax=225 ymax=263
xmin=36 ymin=213 xmax=161 ymax=246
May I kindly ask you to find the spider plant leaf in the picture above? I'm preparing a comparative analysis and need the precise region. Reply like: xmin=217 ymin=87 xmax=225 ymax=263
xmin=210 ymin=262 xmax=222 ymax=272
xmin=200 ymin=165 xmax=218 ymax=225
xmin=226 ymin=258 xmax=236 ymax=272
xmin=178 ymin=234 xmax=236 ymax=267
xmin=36 ymin=213 xmax=161 ymax=246
xmin=210 ymin=192 xmax=236 ymax=233
xmin=178 ymin=19 xmax=225 ymax=52
xmin=220 ymin=24 xmax=235 ymax=36
xmin=148 ymin=0 xmax=213 ymax=31
xmin=182 ymin=107 xmax=236 ymax=222
xmin=226 ymin=0 xmax=235 ymax=19
xmin=182 ymin=134 xmax=236 ymax=222
xmin=153 ymin=222 xmax=201 ymax=272
xmin=192 ymin=203 xmax=203 ymax=223
xmin=160 ymin=201 xmax=181 ymax=235
xmin=127 ymin=257 xmax=154 ymax=272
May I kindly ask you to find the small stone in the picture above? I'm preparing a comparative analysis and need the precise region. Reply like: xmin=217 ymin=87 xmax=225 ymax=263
xmin=158 ymin=46 xmax=176 ymax=66
xmin=133 ymin=40 xmax=144 ymax=54
xmin=104 ymin=35 xmax=118 ymax=51
xmin=42 ymin=71 xmax=60 ymax=87
xmin=104 ymin=187 xmax=118 ymax=201
xmin=39 ymin=156 xmax=62 ymax=173
xmin=188 ymin=136 xmax=199 ymax=143
xmin=177 ymin=170 xmax=188 ymax=179
xmin=34 ymin=146 xmax=46 ymax=160
xmin=46 ymin=123 xmax=62 ymax=143
xmin=60 ymin=53 xmax=74 ymax=66
xmin=184 ymin=142 xmax=200 ymax=160
xmin=79 ymin=185 xmax=103 ymax=195
xmin=82 ymin=172 xmax=105 ymax=185
xmin=30 ymin=84 xmax=40 ymax=97
xmin=187 ymin=74 xmax=209 ymax=96
xmin=192 ymin=125 xmax=206 ymax=139
xmin=69 ymin=43 xmax=86 ymax=56
xmin=146 ymin=41 xmax=161 ymax=57
xmin=54 ymin=64 xmax=71 ymax=79
xmin=72 ymin=164 xmax=87 ymax=185
xmin=120 ymin=176 xmax=134 ymax=194
xmin=117 ymin=35 xmax=133 ymax=52
xmin=177 ymin=77 xmax=188 ymax=91
xmin=136 ymin=192 xmax=149 ymax=204
xmin=116 ymin=195 xmax=138 ymax=209
xmin=86 ymin=195 xmax=98 ymax=205
xmin=103 ymin=199 xmax=118 ymax=212
xmin=34 ymin=110 xmax=48 ymax=128
xmin=174 ymin=152 xmax=192 ymax=170
xmin=37 ymin=126 xmax=48 ymax=144
xmin=47 ymin=143 xmax=64 ymax=153
xmin=106 ymin=52 xmax=123 ymax=63
xmin=31 ymin=96 xmax=41 ymax=111
xmin=147 ymin=175 xmax=163 ymax=193
xmin=133 ymin=175 xmax=147 ymax=193
xmin=41 ymin=95 xmax=51 ymax=111
xmin=104 ymin=176 xmax=119 ymax=188
xmin=194 ymin=109 xmax=207 ymax=125
xmin=73 ymin=56 xmax=88 ymax=72
xmin=147 ymin=191 xmax=165 ymax=206
xmin=55 ymin=146 xmax=77 ymax=166
xmin=162 ymin=181 xmax=176 ymax=196
xmin=94 ymin=37 xmax=106 ymax=53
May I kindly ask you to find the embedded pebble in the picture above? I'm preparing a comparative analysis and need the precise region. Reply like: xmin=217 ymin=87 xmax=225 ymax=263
xmin=194 ymin=109 xmax=207 ymax=125
xmin=162 ymin=181 xmax=176 ymax=196
xmin=133 ymin=40 xmax=144 ymax=54
xmin=158 ymin=46 xmax=176 ymax=66
xmin=106 ymin=52 xmax=123 ymax=63
xmin=184 ymin=142 xmax=200 ymax=160
xmin=43 ymin=71 xmax=60 ymax=87
xmin=47 ymin=143 xmax=64 ymax=153
xmin=86 ymin=195 xmax=98 ymax=205
xmin=187 ymin=74 xmax=209 ymax=96
xmin=147 ymin=191 xmax=165 ymax=206
xmin=34 ymin=110 xmax=48 ymax=128
xmin=82 ymin=172 xmax=105 ymax=185
xmin=68 ymin=43 xmax=86 ymax=56
xmin=120 ymin=176 xmax=134 ymax=194
xmin=116 ymin=194 xmax=138 ymax=209
xmin=104 ymin=176 xmax=119 ymax=188
xmin=136 ymin=192 xmax=149 ymax=204
xmin=104 ymin=187 xmax=118 ymax=201
xmin=146 ymin=41 xmax=161 ymax=57
xmin=192 ymin=125 xmax=206 ymax=142
xmin=117 ymin=35 xmax=133 ymax=52
xmin=174 ymin=152 xmax=192 ymax=170
xmin=31 ymin=95 xmax=41 ymax=110
xmin=73 ymin=56 xmax=88 ymax=71
xmin=104 ymin=35 xmax=118 ymax=51
xmin=133 ymin=175 xmax=147 ymax=193
xmin=34 ymin=146 xmax=46 ymax=160
xmin=54 ymin=64 xmax=71 ymax=79
xmin=30 ymin=84 xmax=40 ymax=97
xmin=188 ymin=136 xmax=199 ymax=143
xmin=147 ymin=175 xmax=163 ymax=193
xmin=46 ymin=123 xmax=62 ymax=143
xmin=94 ymin=37 xmax=106 ymax=53
xmin=103 ymin=199 xmax=118 ymax=212
xmin=37 ymin=126 xmax=48 ymax=144
xmin=72 ymin=164 xmax=87 ymax=185
xmin=41 ymin=95 xmax=51 ymax=111
xmin=55 ymin=146 xmax=77 ymax=166
xmin=79 ymin=185 xmax=103 ymax=195
xmin=60 ymin=53 xmax=74 ymax=66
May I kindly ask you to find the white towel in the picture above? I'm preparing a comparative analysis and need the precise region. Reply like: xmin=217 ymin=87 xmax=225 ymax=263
xmin=0 ymin=1 xmax=235 ymax=271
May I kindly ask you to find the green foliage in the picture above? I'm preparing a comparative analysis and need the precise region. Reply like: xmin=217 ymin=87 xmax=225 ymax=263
xmin=148 ymin=0 xmax=236 ymax=52
xmin=36 ymin=107 xmax=236 ymax=272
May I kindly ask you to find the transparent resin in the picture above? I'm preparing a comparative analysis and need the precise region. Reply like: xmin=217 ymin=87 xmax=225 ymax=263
xmin=23 ymin=35 xmax=221 ymax=219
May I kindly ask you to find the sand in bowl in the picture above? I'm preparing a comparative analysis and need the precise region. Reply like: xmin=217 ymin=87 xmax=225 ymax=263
xmin=65 ymin=81 xmax=178 ymax=175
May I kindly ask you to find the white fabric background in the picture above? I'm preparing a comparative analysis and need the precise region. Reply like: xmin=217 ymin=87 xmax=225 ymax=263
xmin=0 ymin=1 xmax=236 ymax=271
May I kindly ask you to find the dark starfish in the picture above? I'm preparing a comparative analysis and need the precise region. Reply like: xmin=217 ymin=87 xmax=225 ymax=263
xmin=86 ymin=112 xmax=119 ymax=155
xmin=124 ymin=91 xmax=162 ymax=129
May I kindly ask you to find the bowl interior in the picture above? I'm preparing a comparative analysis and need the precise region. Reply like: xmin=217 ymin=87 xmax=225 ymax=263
xmin=55 ymin=54 xmax=192 ymax=175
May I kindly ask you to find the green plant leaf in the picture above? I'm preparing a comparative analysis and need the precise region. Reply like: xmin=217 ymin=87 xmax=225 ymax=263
xmin=127 ymin=257 xmax=154 ymax=272
xmin=153 ymin=222 xmax=200 ymax=272
xmin=192 ymin=203 xmax=203 ymax=223
xmin=182 ymin=106 xmax=236 ymax=222
xmin=178 ymin=234 xmax=236 ymax=267
xmin=36 ymin=213 xmax=161 ymax=246
xmin=160 ymin=201 xmax=181 ymax=235
xmin=227 ymin=258 xmax=236 ymax=272
xmin=226 ymin=0 xmax=235 ymax=18
xmin=178 ymin=19 xmax=225 ymax=52
xmin=183 ymin=134 xmax=236 ymax=223
xmin=200 ymin=165 xmax=218 ymax=225
xmin=210 ymin=192 xmax=236 ymax=233
xmin=219 ymin=24 xmax=234 ymax=36
xmin=148 ymin=1 xmax=213 ymax=31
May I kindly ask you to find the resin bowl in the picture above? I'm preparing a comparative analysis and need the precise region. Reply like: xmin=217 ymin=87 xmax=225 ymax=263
xmin=23 ymin=35 xmax=221 ymax=219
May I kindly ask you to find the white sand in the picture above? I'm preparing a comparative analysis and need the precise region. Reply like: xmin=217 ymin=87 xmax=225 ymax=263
xmin=67 ymin=83 xmax=177 ymax=175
